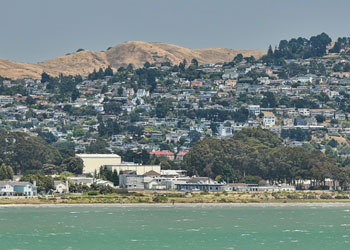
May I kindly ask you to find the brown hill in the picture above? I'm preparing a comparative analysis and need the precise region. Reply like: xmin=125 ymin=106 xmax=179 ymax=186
xmin=0 ymin=41 xmax=266 ymax=79
xmin=105 ymin=41 xmax=265 ymax=68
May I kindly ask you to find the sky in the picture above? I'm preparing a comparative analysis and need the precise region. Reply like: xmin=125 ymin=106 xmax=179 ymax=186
xmin=1 ymin=0 xmax=350 ymax=63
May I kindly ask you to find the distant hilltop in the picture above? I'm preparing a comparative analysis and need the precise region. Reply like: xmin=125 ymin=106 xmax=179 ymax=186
xmin=0 ymin=41 xmax=266 ymax=79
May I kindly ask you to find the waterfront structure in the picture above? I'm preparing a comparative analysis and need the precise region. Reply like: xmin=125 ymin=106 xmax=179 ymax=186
xmin=54 ymin=181 xmax=69 ymax=194
xmin=119 ymin=169 xmax=190 ymax=190
xmin=119 ymin=171 xmax=145 ymax=189
xmin=106 ymin=163 xmax=161 ymax=175
xmin=0 ymin=182 xmax=15 ymax=196
xmin=13 ymin=182 xmax=37 ymax=196
xmin=176 ymin=183 xmax=225 ymax=192
xmin=0 ymin=181 xmax=37 ymax=196
xmin=229 ymin=183 xmax=296 ymax=192
xmin=76 ymin=154 xmax=122 ymax=174
xmin=67 ymin=177 xmax=114 ymax=187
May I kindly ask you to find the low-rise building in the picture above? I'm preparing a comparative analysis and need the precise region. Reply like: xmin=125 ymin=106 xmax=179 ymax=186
xmin=106 ymin=163 xmax=160 ymax=176
xmin=54 ymin=181 xmax=69 ymax=194
xmin=0 ymin=181 xmax=37 ymax=196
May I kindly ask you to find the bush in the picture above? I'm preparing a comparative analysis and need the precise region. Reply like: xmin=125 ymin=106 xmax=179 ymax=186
xmin=88 ymin=191 xmax=98 ymax=196
xmin=130 ymin=192 xmax=144 ymax=197
xmin=115 ymin=189 xmax=129 ymax=194
xmin=335 ymin=195 xmax=348 ymax=199
xmin=152 ymin=196 xmax=168 ymax=203
xmin=200 ymin=189 xmax=209 ymax=195
xmin=286 ymin=194 xmax=300 ymax=200
xmin=320 ymin=193 xmax=333 ymax=199
xmin=303 ymin=194 xmax=317 ymax=199
xmin=168 ymin=193 xmax=184 ymax=198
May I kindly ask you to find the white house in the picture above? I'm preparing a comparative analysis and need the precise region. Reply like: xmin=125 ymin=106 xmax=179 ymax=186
xmin=0 ymin=181 xmax=14 ymax=196
xmin=248 ymin=105 xmax=261 ymax=116
xmin=298 ymin=108 xmax=310 ymax=117
xmin=263 ymin=112 xmax=276 ymax=127
xmin=54 ymin=181 xmax=69 ymax=194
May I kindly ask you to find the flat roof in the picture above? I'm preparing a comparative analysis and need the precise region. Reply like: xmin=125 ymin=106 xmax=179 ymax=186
xmin=76 ymin=154 xmax=121 ymax=158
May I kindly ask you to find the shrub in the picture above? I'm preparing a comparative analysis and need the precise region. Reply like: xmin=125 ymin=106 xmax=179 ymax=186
xmin=115 ymin=189 xmax=129 ymax=194
xmin=286 ymin=194 xmax=300 ymax=200
xmin=88 ymin=191 xmax=98 ymax=196
xmin=153 ymin=196 xmax=168 ymax=203
xmin=335 ymin=195 xmax=348 ymax=199
xmin=320 ymin=193 xmax=333 ymax=199
xmin=303 ymin=194 xmax=317 ymax=199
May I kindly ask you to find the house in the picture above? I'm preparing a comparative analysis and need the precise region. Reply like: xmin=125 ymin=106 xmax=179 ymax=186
xmin=0 ymin=181 xmax=38 ymax=196
xmin=262 ymin=112 xmax=276 ymax=127
xmin=54 ymin=181 xmax=69 ymax=194
xmin=136 ymin=89 xmax=150 ymax=98
xmin=176 ymin=151 xmax=189 ymax=161
xmin=68 ymin=177 xmax=95 ymax=187
xmin=294 ymin=118 xmax=308 ymax=126
xmin=165 ymin=133 xmax=182 ymax=144
xmin=12 ymin=182 xmax=37 ymax=196
xmin=95 ymin=179 xmax=114 ymax=187
xmin=217 ymin=125 xmax=233 ymax=137
xmin=0 ymin=95 xmax=14 ymax=105
xmin=149 ymin=150 xmax=175 ymax=160
xmin=248 ymin=105 xmax=261 ymax=116
xmin=191 ymin=80 xmax=203 ymax=88
xmin=298 ymin=108 xmax=310 ymax=116
xmin=0 ymin=181 xmax=15 ymax=196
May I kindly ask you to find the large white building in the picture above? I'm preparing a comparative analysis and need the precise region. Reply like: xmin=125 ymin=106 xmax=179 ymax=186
xmin=76 ymin=154 xmax=161 ymax=175
xmin=76 ymin=154 xmax=122 ymax=174
xmin=106 ymin=163 xmax=160 ymax=176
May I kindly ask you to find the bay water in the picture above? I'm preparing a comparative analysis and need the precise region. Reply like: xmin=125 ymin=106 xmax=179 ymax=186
xmin=1 ymin=204 xmax=350 ymax=249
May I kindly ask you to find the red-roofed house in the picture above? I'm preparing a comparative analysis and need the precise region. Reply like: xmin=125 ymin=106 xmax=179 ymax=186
xmin=149 ymin=150 xmax=175 ymax=160
xmin=191 ymin=80 xmax=203 ymax=88
xmin=176 ymin=151 xmax=189 ymax=161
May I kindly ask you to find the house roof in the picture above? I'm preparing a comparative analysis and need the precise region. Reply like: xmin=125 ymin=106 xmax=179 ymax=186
xmin=76 ymin=154 xmax=121 ymax=158
xmin=150 ymin=150 xmax=174 ymax=156
xmin=143 ymin=170 xmax=160 ymax=176
xmin=177 ymin=151 xmax=189 ymax=156
xmin=263 ymin=112 xmax=275 ymax=117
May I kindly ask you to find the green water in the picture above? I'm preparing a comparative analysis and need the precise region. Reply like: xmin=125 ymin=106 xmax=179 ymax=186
xmin=1 ymin=204 xmax=350 ymax=250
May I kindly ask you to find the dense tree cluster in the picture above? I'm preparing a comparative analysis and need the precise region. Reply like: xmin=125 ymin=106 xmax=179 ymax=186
xmin=99 ymin=166 xmax=119 ymax=186
xmin=0 ymin=164 xmax=14 ymax=180
xmin=281 ymin=128 xmax=312 ymax=142
xmin=88 ymin=66 xmax=114 ymax=81
xmin=329 ymin=37 xmax=350 ymax=53
xmin=183 ymin=128 xmax=345 ymax=187
xmin=0 ymin=132 xmax=80 ymax=176
xmin=179 ymin=108 xmax=249 ymax=123
xmin=262 ymin=33 xmax=332 ymax=65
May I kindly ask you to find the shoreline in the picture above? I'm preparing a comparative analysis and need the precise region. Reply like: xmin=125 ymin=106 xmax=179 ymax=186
xmin=2 ymin=202 xmax=350 ymax=208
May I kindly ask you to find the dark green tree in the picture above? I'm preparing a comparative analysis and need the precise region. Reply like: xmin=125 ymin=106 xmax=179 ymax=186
xmin=61 ymin=157 xmax=84 ymax=174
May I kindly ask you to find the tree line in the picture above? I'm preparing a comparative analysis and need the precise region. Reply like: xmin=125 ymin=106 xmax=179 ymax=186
xmin=183 ymin=128 xmax=350 ymax=188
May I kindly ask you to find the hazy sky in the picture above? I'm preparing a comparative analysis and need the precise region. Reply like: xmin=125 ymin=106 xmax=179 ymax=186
xmin=1 ymin=0 xmax=350 ymax=63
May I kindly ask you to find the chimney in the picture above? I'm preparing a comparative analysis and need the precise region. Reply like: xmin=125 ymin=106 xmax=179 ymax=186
xmin=33 ymin=180 xmax=37 ymax=187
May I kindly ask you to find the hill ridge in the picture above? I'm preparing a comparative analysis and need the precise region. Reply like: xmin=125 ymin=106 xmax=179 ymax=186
xmin=0 ymin=41 xmax=266 ymax=79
